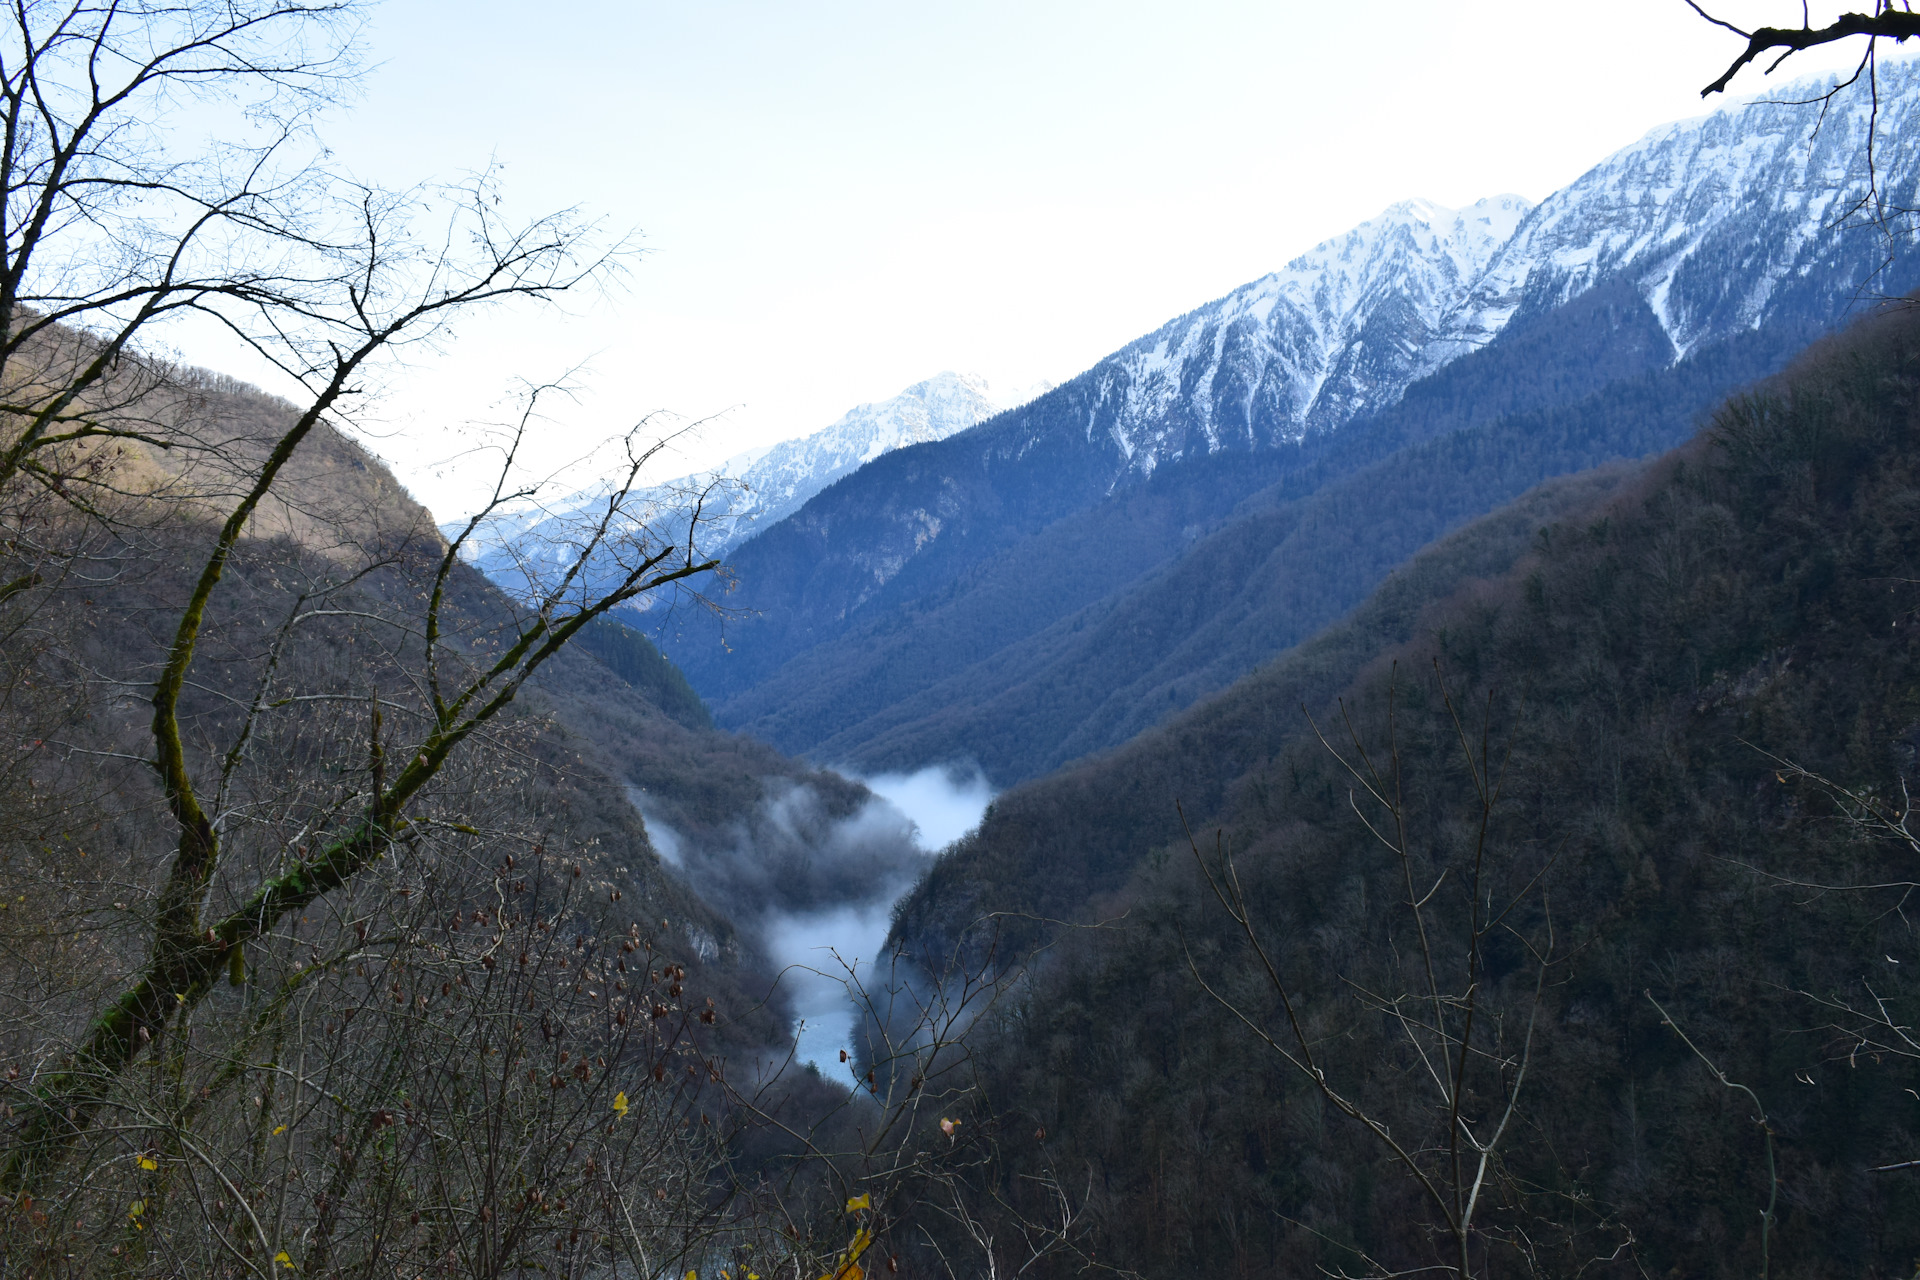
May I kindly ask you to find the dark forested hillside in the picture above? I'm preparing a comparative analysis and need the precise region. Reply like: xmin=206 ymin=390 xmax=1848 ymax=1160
xmin=893 ymin=301 xmax=1920 ymax=1277
xmin=0 ymin=353 xmax=936 ymax=1277
xmin=572 ymin=614 xmax=714 ymax=730
xmin=761 ymin=294 xmax=1836 ymax=783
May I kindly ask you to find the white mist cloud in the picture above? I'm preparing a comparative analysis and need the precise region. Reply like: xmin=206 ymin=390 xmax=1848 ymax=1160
xmin=859 ymin=763 xmax=994 ymax=852
xmin=627 ymin=786 xmax=684 ymax=867
xmin=760 ymin=901 xmax=902 ymax=1086
xmin=758 ymin=763 xmax=995 ymax=1075
xmin=635 ymin=763 xmax=996 ymax=1076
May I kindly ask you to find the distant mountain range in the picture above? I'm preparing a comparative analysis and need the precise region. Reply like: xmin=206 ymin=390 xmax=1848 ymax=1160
xmin=715 ymin=372 xmax=1051 ymax=550
xmin=638 ymin=63 xmax=1920 ymax=785
xmin=464 ymin=373 xmax=1048 ymax=594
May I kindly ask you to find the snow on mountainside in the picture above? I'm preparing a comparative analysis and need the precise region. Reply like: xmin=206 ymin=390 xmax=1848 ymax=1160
xmin=1089 ymin=194 xmax=1532 ymax=475
xmin=1455 ymin=75 xmax=1920 ymax=357
xmin=1075 ymin=60 xmax=1920 ymax=484
xmin=716 ymin=372 xmax=1047 ymax=544
xmin=461 ymin=372 xmax=1046 ymax=586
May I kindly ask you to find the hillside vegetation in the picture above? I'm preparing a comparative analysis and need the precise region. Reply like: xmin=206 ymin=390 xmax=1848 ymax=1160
xmin=895 ymin=300 xmax=1920 ymax=1278
xmin=0 ymin=350 xmax=939 ymax=1276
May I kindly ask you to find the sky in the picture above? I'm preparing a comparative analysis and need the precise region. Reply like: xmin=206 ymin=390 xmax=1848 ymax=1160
xmin=168 ymin=1 xmax=1878 ymax=520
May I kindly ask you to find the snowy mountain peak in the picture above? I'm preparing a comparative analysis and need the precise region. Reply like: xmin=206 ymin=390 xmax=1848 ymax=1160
xmin=1065 ymin=59 xmax=1920 ymax=483
xmin=466 ymin=371 xmax=1047 ymax=582
xmin=1261 ymin=192 xmax=1535 ymax=353
xmin=721 ymin=371 xmax=1040 ymax=536
xmin=1281 ymin=193 xmax=1533 ymax=290
xmin=1085 ymin=192 xmax=1535 ymax=473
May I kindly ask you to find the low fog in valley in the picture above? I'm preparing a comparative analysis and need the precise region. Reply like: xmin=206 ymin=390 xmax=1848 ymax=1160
xmin=638 ymin=764 xmax=994 ymax=1073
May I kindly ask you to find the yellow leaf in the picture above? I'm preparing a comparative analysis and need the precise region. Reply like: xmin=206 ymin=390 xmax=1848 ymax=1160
xmin=816 ymin=1225 xmax=874 ymax=1280
xmin=137 ymin=1156 xmax=157 ymax=1171
xmin=271 ymin=1124 xmax=287 ymax=1135
xmin=127 ymin=1200 xmax=144 ymax=1218
xmin=275 ymin=1251 xmax=294 ymax=1269
xmin=845 ymin=1192 xmax=870 ymax=1212
xmin=612 ymin=1090 xmax=629 ymax=1117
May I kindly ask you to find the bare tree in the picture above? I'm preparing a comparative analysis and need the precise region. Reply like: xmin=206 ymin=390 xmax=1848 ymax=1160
xmin=1689 ymin=2 xmax=1920 ymax=98
xmin=0 ymin=372 xmax=746 ymax=1275
xmin=1 ymin=382 xmax=722 ymax=1178
xmin=0 ymin=1 xmax=767 ymax=1258
xmin=1183 ymin=666 xmax=1567 ymax=1280
xmin=0 ymin=0 xmax=360 ymax=499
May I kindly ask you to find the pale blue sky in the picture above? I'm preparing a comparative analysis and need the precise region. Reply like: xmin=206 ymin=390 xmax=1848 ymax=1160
xmin=183 ymin=1 xmax=1875 ymax=517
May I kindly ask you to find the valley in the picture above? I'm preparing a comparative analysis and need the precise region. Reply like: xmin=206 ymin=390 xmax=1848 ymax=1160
xmin=574 ymin=58 xmax=1920 ymax=1276
xmin=8 ymin=8 xmax=1920 ymax=1277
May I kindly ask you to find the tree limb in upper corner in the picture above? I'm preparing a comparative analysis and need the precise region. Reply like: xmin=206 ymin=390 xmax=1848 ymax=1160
xmin=1691 ymin=4 xmax=1920 ymax=96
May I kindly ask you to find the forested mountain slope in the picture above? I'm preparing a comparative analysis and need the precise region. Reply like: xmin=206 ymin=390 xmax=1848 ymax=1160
xmin=729 ymin=284 xmax=1838 ymax=783
xmin=3 ymin=355 xmax=917 ymax=1049
xmin=896 ymin=300 xmax=1920 ymax=1279
xmin=0 ymin=332 xmax=959 ymax=1276
xmin=666 ymin=64 xmax=1920 ymax=785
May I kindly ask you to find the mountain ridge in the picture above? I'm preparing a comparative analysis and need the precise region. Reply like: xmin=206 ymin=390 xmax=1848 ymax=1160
xmin=467 ymin=371 xmax=1048 ymax=596
xmin=766 ymin=289 xmax=1820 ymax=783
xmin=661 ymin=61 xmax=1920 ymax=777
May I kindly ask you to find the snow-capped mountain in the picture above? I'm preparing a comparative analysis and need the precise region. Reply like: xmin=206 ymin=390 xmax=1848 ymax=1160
xmin=1078 ymin=61 xmax=1920 ymax=483
xmin=462 ymin=372 xmax=1048 ymax=592
xmin=712 ymin=371 xmax=1047 ymax=546
xmin=661 ymin=60 xmax=1920 ymax=711
xmin=1088 ymin=194 xmax=1532 ymax=474
xmin=1455 ymin=81 xmax=1915 ymax=357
